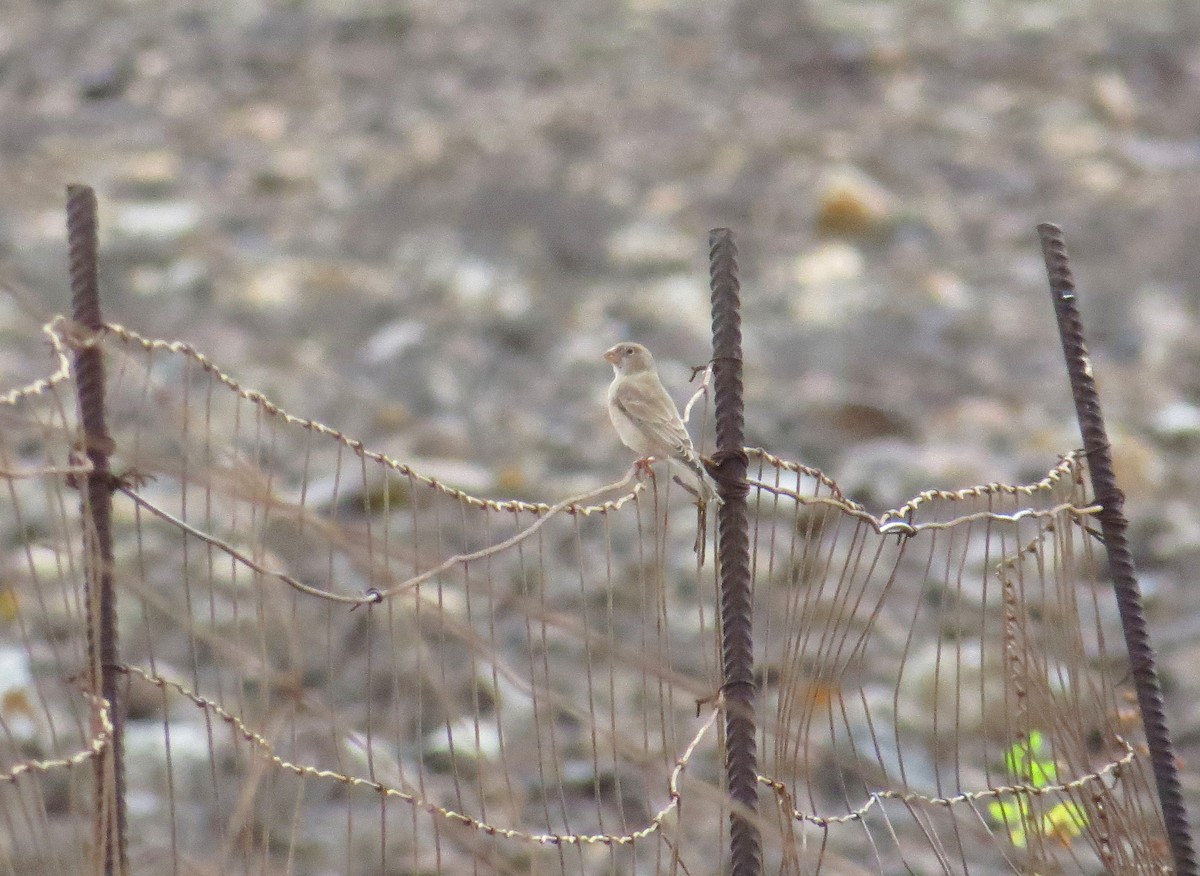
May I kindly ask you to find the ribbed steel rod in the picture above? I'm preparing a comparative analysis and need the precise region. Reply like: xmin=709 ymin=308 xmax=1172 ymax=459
xmin=67 ymin=184 xmax=127 ymax=876
xmin=1038 ymin=222 xmax=1197 ymax=876
xmin=708 ymin=228 xmax=761 ymax=876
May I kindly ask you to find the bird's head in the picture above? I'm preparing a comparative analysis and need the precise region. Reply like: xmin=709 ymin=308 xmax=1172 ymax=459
xmin=604 ymin=342 xmax=654 ymax=374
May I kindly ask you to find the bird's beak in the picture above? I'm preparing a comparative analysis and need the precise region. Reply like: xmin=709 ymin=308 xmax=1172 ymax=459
xmin=603 ymin=349 xmax=620 ymax=365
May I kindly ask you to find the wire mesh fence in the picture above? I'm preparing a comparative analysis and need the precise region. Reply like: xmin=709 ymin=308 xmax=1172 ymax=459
xmin=0 ymin=200 xmax=1183 ymax=874
xmin=1 ymin=314 xmax=1174 ymax=875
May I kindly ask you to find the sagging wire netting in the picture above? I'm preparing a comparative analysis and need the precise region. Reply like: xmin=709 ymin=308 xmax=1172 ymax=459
xmin=0 ymin=318 xmax=1171 ymax=875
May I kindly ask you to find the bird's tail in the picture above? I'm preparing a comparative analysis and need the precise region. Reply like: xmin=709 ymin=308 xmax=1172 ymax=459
xmin=673 ymin=454 xmax=724 ymax=506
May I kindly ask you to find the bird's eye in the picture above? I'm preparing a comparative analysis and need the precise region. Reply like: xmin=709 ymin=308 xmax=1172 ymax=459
xmin=625 ymin=347 xmax=633 ymax=354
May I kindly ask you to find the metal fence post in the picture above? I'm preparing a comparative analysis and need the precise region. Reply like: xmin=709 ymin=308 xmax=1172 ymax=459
xmin=67 ymin=184 xmax=127 ymax=876
xmin=1039 ymin=222 xmax=1197 ymax=876
xmin=708 ymin=228 xmax=761 ymax=876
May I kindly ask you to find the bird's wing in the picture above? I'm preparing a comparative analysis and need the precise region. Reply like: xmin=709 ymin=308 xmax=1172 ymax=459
xmin=611 ymin=373 xmax=696 ymax=457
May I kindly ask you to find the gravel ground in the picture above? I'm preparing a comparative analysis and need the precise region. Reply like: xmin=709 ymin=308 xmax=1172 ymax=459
xmin=2 ymin=0 xmax=1199 ymax=870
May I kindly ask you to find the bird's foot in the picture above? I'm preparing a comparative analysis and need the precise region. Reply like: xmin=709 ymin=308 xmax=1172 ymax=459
xmin=634 ymin=456 xmax=657 ymax=478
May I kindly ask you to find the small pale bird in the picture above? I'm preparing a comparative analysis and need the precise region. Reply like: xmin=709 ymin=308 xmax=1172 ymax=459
xmin=605 ymin=342 xmax=722 ymax=505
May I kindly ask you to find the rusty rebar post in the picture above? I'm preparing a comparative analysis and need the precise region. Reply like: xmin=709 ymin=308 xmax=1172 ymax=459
xmin=67 ymin=184 xmax=126 ymax=876
xmin=1038 ymin=223 xmax=1197 ymax=876
xmin=708 ymin=228 xmax=760 ymax=876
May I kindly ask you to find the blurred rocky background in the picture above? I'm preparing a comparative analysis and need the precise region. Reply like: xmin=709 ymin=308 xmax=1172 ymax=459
xmin=1 ymin=0 xmax=1199 ymax=813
